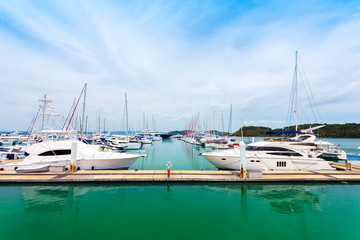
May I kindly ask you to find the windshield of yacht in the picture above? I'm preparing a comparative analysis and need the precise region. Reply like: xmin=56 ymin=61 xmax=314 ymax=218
xmin=297 ymin=136 xmax=311 ymax=141
xmin=246 ymin=146 xmax=294 ymax=152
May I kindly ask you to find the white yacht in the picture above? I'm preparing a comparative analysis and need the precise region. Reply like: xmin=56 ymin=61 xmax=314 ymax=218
xmin=106 ymin=137 xmax=143 ymax=150
xmin=170 ymin=134 xmax=183 ymax=139
xmin=201 ymin=140 xmax=334 ymax=171
xmin=266 ymin=130 xmax=347 ymax=161
xmin=1 ymin=140 xmax=141 ymax=171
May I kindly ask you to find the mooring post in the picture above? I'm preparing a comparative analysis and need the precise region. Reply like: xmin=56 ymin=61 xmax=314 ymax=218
xmin=166 ymin=161 xmax=172 ymax=178
xmin=239 ymin=141 xmax=246 ymax=179
xmin=70 ymin=140 xmax=77 ymax=173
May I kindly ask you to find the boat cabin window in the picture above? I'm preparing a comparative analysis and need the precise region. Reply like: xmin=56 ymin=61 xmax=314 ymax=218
xmin=267 ymin=152 xmax=303 ymax=157
xmin=38 ymin=149 xmax=71 ymax=156
xmin=246 ymin=146 xmax=296 ymax=152
xmin=297 ymin=136 xmax=311 ymax=141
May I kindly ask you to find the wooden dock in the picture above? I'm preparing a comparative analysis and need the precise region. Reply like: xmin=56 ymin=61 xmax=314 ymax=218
xmin=0 ymin=163 xmax=359 ymax=183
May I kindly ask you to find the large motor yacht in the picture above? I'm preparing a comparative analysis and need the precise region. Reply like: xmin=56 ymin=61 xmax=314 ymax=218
xmin=1 ymin=140 xmax=141 ymax=171
xmin=201 ymin=140 xmax=334 ymax=171
xmin=265 ymin=131 xmax=347 ymax=161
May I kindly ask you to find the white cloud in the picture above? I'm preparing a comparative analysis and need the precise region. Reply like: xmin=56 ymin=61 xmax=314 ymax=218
xmin=0 ymin=1 xmax=359 ymax=131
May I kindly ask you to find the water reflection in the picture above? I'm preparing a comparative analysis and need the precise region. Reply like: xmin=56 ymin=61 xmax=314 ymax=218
xmin=20 ymin=183 xmax=323 ymax=216
xmin=206 ymin=184 xmax=323 ymax=214
xmin=181 ymin=141 xmax=210 ymax=170
xmin=20 ymin=185 xmax=127 ymax=213
xmin=251 ymin=184 xmax=321 ymax=214
xmin=21 ymin=186 xmax=78 ymax=213
xmin=182 ymin=141 xmax=197 ymax=161
xmin=165 ymin=184 xmax=172 ymax=201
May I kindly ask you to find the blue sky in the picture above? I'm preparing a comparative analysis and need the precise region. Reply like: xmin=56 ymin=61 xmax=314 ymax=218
xmin=0 ymin=0 xmax=359 ymax=132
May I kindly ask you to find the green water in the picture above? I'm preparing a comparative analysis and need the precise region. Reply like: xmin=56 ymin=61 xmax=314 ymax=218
xmin=129 ymin=139 xmax=217 ymax=170
xmin=1 ymin=138 xmax=360 ymax=240
xmin=0 ymin=184 xmax=360 ymax=240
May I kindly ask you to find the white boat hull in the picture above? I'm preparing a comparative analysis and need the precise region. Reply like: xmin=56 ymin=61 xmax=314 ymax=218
xmin=202 ymin=149 xmax=334 ymax=171
xmin=2 ymin=154 xmax=139 ymax=171
xmin=1 ymin=140 xmax=140 ymax=171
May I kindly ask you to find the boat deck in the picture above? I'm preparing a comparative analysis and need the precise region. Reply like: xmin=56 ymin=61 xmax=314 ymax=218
xmin=0 ymin=162 xmax=359 ymax=183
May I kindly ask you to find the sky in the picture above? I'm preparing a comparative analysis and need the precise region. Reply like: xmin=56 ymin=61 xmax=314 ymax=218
xmin=0 ymin=0 xmax=359 ymax=132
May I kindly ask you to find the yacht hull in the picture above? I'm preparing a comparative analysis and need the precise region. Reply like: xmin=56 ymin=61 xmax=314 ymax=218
xmin=202 ymin=149 xmax=334 ymax=171
xmin=2 ymin=155 xmax=139 ymax=171
xmin=1 ymin=140 xmax=140 ymax=171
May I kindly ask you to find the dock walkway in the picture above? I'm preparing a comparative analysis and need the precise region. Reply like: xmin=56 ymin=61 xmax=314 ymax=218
xmin=0 ymin=163 xmax=359 ymax=183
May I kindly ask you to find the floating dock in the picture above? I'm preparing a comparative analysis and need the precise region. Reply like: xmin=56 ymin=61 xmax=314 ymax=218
xmin=0 ymin=163 xmax=359 ymax=183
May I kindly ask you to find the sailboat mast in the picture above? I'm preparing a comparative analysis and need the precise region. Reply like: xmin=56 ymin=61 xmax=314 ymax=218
xmin=80 ymin=83 xmax=87 ymax=136
xmin=85 ymin=116 xmax=88 ymax=134
xmin=98 ymin=116 xmax=100 ymax=133
xmin=143 ymin=113 xmax=145 ymax=130
xmin=228 ymin=103 xmax=232 ymax=135
xmin=294 ymin=51 xmax=298 ymax=131
xmin=125 ymin=93 xmax=129 ymax=136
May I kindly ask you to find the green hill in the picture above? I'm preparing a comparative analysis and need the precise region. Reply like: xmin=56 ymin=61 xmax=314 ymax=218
xmin=232 ymin=123 xmax=360 ymax=138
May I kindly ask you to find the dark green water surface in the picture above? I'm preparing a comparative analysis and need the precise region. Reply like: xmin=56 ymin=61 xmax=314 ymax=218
xmin=0 ymin=183 xmax=360 ymax=240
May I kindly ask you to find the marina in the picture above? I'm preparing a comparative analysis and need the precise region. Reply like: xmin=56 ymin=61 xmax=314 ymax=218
xmin=1 ymin=1 xmax=360 ymax=240
xmin=0 ymin=138 xmax=360 ymax=183
xmin=0 ymin=164 xmax=359 ymax=183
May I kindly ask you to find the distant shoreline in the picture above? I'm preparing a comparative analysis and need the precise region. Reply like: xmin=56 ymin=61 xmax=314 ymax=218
xmin=2 ymin=123 xmax=360 ymax=138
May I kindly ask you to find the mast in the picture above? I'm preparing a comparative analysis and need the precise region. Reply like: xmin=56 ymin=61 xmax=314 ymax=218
xmin=294 ymin=51 xmax=298 ymax=131
xmin=221 ymin=111 xmax=225 ymax=139
xmin=125 ymin=93 xmax=129 ymax=136
xmin=85 ymin=115 xmax=88 ymax=134
xmin=80 ymin=83 xmax=87 ymax=136
xmin=39 ymin=95 xmax=58 ymax=130
xmin=41 ymin=94 xmax=46 ymax=130
xmin=228 ymin=103 xmax=232 ymax=136
xmin=98 ymin=116 xmax=100 ymax=133
xmin=143 ymin=113 xmax=145 ymax=131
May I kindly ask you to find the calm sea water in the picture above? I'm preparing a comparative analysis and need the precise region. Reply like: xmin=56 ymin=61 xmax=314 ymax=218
xmin=130 ymin=138 xmax=360 ymax=170
xmin=1 ymin=138 xmax=360 ymax=240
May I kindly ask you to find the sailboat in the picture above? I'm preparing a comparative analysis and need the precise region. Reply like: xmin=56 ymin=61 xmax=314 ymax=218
xmin=1 ymin=85 xmax=142 ymax=171
xmin=281 ymin=51 xmax=347 ymax=160
xmin=201 ymin=52 xmax=339 ymax=171
xmin=107 ymin=93 xmax=142 ymax=150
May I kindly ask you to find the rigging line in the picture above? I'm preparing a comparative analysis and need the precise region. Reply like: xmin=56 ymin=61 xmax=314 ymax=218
xmin=286 ymin=69 xmax=297 ymax=129
xmin=26 ymin=106 xmax=41 ymax=144
xmin=297 ymin=64 xmax=318 ymax=123
xmin=26 ymin=116 xmax=35 ymax=133
xmin=65 ymin=87 xmax=85 ymax=132
xmin=298 ymin=56 xmax=323 ymax=123
xmin=63 ymin=98 xmax=76 ymax=130
xmin=299 ymin=104 xmax=311 ymax=124
xmin=298 ymin=56 xmax=322 ymax=122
